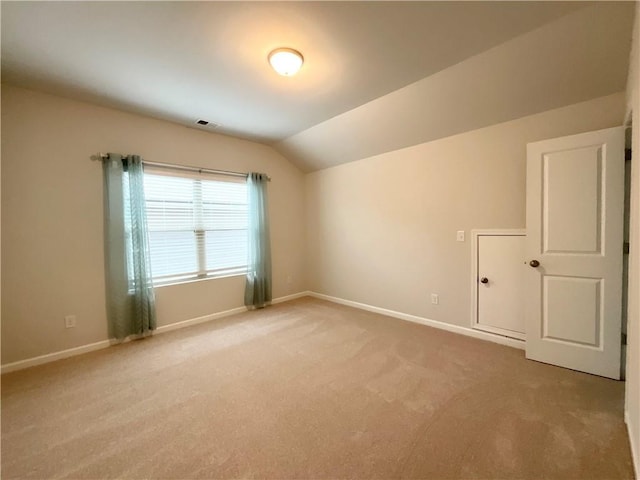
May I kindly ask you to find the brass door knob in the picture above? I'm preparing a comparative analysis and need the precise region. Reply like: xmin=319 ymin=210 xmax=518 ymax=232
xmin=529 ymin=260 xmax=540 ymax=267
xmin=480 ymin=277 xmax=489 ymax=284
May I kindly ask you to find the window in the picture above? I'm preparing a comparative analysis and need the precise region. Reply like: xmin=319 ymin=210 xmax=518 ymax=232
xmin=143 ymin=167 xmax=248 ymax=285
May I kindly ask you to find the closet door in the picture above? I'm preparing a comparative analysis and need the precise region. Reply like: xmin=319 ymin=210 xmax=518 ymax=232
xmin=474 ymin=232 xmax=526 ymax=340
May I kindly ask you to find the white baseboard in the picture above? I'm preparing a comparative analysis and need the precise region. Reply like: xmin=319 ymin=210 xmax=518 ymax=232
xmin=155 ymin=292 xmax=310 ymax=334
xmin=626 ymin=410 xmax=640 ymax=479
xmin=271 ymin=291 xmax=311 ymax=304
xmin=155 ymin=306 xmax=247 ymax=335
xmin=1 ymin=290 xmax=522 ymax=374
xmin=0 ymin=339 xmax=113 ymax=375
xmin=308 ymin=291 xmax=525 ymax=350
xmin=1 ymin=291 xmax=311 ymax=374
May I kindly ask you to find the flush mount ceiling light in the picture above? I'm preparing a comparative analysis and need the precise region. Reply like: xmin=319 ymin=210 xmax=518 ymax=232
xmin=268 ymin=48 xmax=304 ymax=76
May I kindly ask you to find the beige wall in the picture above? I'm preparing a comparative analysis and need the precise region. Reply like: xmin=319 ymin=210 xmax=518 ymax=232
xmin=306 ymin=93 xmax=626 ymax=329
xmin=625 ymin=2 xmax=640 ymax=474
xmin=1 ymin=84 xmax=307 ymax=365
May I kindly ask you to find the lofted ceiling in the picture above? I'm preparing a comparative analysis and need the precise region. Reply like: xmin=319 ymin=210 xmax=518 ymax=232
xmin=277 ymin=2 xmax=635 ymax=171
xmin=1 ymin=2 xmax=634 ymax=171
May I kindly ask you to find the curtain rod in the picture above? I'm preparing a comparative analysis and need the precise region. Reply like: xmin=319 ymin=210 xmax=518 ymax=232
xmin=99 ymin=153 xmax=270 ymax=181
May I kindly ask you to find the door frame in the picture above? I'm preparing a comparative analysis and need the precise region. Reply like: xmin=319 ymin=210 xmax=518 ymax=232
xmin=471 ymin=229 xmax=526 ymax=340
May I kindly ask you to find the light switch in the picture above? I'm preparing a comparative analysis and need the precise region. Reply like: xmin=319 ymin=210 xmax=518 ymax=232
xmin=65 ymin=315 xmax=76 ymax=328
xmin=456 ymin=230 xmax=465 ymax=242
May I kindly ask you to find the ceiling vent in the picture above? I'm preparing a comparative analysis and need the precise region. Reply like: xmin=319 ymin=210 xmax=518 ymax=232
xmin=194 ymin=119 xmax=220 ymax=129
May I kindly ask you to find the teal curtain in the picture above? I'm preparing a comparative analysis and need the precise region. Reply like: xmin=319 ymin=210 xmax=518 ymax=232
xmin=244 ymin=173 xmax=272 ymax=309
xmin=103 ymin=153 xmax=157 ymax=339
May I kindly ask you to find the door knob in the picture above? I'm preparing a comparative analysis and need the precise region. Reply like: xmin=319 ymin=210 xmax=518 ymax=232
xmin=529 ymin=260 xmax=540 ymax=268
xmin=480 ymin=277 xmax=489 ymax=284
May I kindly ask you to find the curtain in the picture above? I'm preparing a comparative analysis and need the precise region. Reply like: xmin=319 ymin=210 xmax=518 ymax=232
xmin=244 ymin=173 xmax=272 ymax=309
xmin=103 ymin=153 xmax=157 ymax=339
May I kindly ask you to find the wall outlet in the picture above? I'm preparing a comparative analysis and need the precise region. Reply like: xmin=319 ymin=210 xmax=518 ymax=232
xmin=286 ymin=275 xmax=293 ymax=285
xmin=64 ymin=315 xmax=76 ymax=328
xmin=456 ymin=230 xmax=465 ymax=242
xmin=431 ymin=294 xmax=439 ymax=305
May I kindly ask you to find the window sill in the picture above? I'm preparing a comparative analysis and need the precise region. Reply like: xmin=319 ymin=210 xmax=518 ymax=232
xmin=154 ymin=271 xmax=246 ymax=289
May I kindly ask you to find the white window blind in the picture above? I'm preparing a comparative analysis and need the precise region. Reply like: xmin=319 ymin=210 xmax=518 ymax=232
xmin=143 ymin=167 xmax=248 ymax=285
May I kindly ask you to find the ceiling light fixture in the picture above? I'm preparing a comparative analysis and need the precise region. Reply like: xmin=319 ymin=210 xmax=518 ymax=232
xmin=268 ymin=48 xmax=304 ymax=76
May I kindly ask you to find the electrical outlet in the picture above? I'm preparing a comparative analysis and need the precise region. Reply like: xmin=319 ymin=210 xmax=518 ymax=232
xmin=431 ymin=294 xmax=439 ymax=305
xmin=64 ymin=315 xmax=76 ymax=328
xmin=287 ymin=275 xmax=293 ymax=285
xmin=456 ymin=230 xmax=465 ymax=242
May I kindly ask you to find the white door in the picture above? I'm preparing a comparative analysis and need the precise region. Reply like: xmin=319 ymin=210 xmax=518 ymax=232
xmin=474 ymin=233 xmax=526 ymax=340
xmin=525 ymin=127 xmax=624 ymax=379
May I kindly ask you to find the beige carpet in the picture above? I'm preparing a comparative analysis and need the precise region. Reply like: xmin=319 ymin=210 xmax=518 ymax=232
xmin=1 ymin=297 xmax=635 ymax=479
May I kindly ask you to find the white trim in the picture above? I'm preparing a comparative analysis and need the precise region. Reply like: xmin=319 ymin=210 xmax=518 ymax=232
xmin=0 ymin=339 xmax=112 ymax=374
xmin=1 ymin=290 xmax=523 ymax=373
xmin=470 ymin=229 xmax=527 ymax=340
xmin=272 ymin=291 xmax=311 ymax=304
xmin=1 ymin=291 xmax=311 ymax=374
xmin=308 ymin=291 xmax=525 ymax=350
xmin=626 ymin=410 xmax=639 ymax=479
xmin=155 ymin=306 xmax=247 ymax=335
xmin=153 ymin=270 xmax=246 ymax=289
xmin=473 ymin=323 xmax=526 ymax=341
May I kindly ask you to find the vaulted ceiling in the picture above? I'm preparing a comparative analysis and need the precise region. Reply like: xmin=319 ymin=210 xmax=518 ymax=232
xmin=1 ymin=2 xmax=634 ymax=171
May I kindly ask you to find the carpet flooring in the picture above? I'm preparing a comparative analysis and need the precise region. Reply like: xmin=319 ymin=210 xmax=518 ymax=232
xmin=1 ymin=297 xmax=635 ymax=479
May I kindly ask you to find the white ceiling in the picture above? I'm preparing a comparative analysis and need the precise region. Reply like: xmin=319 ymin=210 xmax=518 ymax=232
xmin=2 ymin=1 xmax=634 ymax=172
xmin=2 ymin=1 xmax=587 ymax=145
xmin=276 ymin=2 xmax=635 ymax=171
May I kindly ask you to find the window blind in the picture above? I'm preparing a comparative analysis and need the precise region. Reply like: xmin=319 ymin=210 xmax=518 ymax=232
xmin=143 ymin=168 xmax=248 ymax=284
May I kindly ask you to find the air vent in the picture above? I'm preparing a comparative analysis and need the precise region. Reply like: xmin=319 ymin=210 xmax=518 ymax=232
xmin=194 ymin=119 xmax=220 ymax=129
